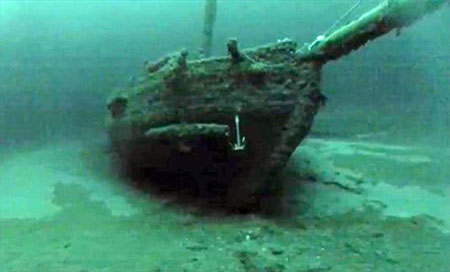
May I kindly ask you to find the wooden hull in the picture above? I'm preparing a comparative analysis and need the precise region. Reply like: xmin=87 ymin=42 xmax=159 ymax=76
xmin=106 ymin=40 xmax=323 ymax=208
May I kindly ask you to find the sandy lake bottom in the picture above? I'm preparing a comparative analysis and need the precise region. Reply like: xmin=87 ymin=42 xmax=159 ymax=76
xmin=0 ymin=134 xmax=449 ymax=272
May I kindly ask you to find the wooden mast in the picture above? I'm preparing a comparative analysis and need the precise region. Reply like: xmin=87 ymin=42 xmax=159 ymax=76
xmin=201 ymin=0 xmax=218 ymax=57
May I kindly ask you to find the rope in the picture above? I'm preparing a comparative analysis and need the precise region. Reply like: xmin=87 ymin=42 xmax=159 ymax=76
xmin=309 ymin=0 xmax=363 ymax=51
xmin=324 ymin=0 xmax=363 ymax=37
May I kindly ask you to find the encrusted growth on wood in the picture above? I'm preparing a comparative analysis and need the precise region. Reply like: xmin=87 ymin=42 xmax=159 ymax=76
xmin=105 ymin=0 xmax=448 ymax=209
xmin=299 ymin=0 xmax=450 ymax=62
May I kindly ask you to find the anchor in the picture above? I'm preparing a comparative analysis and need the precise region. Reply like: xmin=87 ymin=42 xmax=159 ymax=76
xmin=230 ymin=114 xmax=246 ymax=151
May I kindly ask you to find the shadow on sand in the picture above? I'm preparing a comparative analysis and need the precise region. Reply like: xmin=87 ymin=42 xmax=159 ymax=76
xmin=111 ymin=153 xmax=314 ymax=218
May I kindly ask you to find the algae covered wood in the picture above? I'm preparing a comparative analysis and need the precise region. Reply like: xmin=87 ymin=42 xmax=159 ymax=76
xmin=105 ymin=0 xmax=449 ymax=209
xmin=106 ymin=39 xmax=323 ymax=207
xmin=145 ymin=123 xmax=229 ymax=141
xmin=302 ymin=0 xmax=450 ymax=62
xmin=201 ymin=0 xmax=217 ymax=57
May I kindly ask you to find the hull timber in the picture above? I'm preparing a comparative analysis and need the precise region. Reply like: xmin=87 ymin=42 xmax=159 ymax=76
xmin=106 ymin=40 xmax=323 ymax=208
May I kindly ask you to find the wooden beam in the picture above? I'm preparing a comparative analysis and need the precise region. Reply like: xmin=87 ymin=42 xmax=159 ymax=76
xmin=300 ymin=0 xmax=449 ymax=62
xmin=201 ymin=0 xmax=218 ymax=57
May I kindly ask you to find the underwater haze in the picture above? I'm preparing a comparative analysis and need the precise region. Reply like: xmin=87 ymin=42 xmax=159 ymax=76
xmin=1 ymin=0 xmax=450 ymax=271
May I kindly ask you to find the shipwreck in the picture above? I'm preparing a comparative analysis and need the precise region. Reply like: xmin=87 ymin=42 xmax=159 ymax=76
xmin=106 ymin=0 xmax=449 ymax=210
